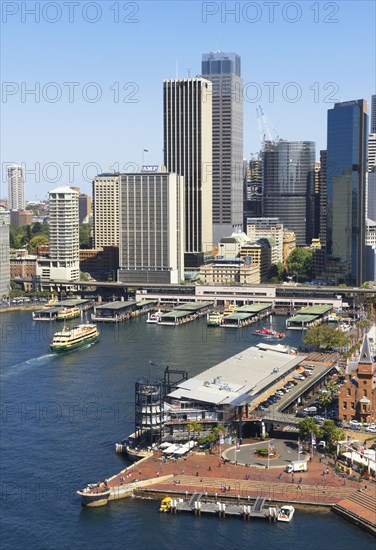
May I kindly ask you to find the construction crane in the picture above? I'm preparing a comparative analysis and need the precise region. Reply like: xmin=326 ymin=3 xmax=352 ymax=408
xmin=256 ymin=106 xmax=279 ymax=145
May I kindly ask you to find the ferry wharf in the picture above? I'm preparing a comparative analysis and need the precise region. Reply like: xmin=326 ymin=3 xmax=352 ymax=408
xmin=76 ymin=447 xmax=375 ymax=533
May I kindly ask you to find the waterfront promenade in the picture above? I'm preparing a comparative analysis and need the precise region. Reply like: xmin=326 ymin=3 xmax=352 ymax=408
xmin=101 ymin=442 xmax=367 ymax=505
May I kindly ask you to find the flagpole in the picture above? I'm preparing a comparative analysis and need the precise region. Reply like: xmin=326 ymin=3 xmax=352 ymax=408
xmin=298 ymin=437 xmax=300 ymax=461
xmin=267 ymin=440 xmax=270 ymax=470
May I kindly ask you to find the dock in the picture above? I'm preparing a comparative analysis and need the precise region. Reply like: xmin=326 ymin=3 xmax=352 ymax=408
xmin=286 ymin=305 xmax=332 ymax=330
xmin=166 ymin=493 xmax=277 ymax=520
xmin=158 ymin=302 xmax=213 ymax=326
xmin=220 ymin=303 xmax=272 ymax=328
xmin=332 ymin=489 xmax=376 ymax=536
xmin=91 ymin=300 xmax=157 ymax=322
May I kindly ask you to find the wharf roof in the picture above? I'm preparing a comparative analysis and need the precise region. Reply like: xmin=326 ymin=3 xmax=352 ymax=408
xmin=161 ymin=310 xmax=190 ymax=319
xmin=136 ymin=300 xmax=157 ymax=307
xmin=35 ymin=306 xmax=61 ymax=314
xmin=221 ymin=312 xmax=253 ymax=320
xmin=236 ymin=303 xmax=272 ymax=313
xmin=56 ymin=299 xmax=90 ymax=307
xmin=174 ymin=302 xmax=213 ymax=311
xmin=167 ymin=346 xmax=305 ymax=406
xmin=299 ymin=305 xmax=332 ymax=315
xmin=287 ymin=314 xmax=318 ymax=323
xmin=95 ymin=301 xmax=135 ymax=310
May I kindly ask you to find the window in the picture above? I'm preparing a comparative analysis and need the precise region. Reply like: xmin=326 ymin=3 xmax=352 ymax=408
xmin=351 ymin=402 xmax=355 ymax=410
xmin=347 ymin=388 xmax=351 ymax=396
xmin=343 ymin=402 xmax=347 ymax=409
xmin=363 ymin=390 xmax=367 ymax=397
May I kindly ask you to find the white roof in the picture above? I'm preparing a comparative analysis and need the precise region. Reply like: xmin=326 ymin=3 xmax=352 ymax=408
xmin=49 ymin=186 xmax=79 ymax=194
xmin=168 ymin=346 xmax=305 ymax=406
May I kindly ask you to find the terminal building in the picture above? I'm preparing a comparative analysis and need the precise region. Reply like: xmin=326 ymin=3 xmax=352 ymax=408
xmin=135 ymin=347 xmax=306 ymax=443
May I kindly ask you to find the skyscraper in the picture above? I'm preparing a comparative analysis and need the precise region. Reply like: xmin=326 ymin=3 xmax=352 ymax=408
xmin=92 ymin=174 xmax=120 ymax=248
xmin=0 ymin=206 xmax=10 ymax=299
xmin=36 ymin=186 xmax=80 ymax=282
xmin=262 ymin=140 xmax=316 ymax=245
xmin=326 ymin=100 xmax=368 ymax=285
xmin=118 ymin=170 xmax=184 ymax=284
xmin=371 ymin=94 xmax=376 ymax=133
xmin=7 ymin=164 xmax=25 ymax=210
xmin=164 ymin=77 xmax=212 ymax=267
xmin=201 ymin=51 xmax=243 ymax=242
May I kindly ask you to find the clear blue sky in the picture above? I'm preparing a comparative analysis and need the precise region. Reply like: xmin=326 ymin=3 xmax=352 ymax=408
xmin=1 ymin=0 xmax=375 ymax=199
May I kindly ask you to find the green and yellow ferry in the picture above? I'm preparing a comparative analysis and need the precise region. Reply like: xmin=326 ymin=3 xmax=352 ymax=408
xmin=56 ymin=306 xmax=81 ymax=321
xmin=50 ymin=324 xmax=99 ymax=353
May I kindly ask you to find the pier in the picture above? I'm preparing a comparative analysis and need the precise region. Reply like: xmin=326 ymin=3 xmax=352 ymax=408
xmin=158 ymin=302 xmax=213 ymax=326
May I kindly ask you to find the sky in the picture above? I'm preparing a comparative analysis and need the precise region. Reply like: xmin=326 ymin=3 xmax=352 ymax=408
xmin=1 ymin=0 xmax=375 ymax=199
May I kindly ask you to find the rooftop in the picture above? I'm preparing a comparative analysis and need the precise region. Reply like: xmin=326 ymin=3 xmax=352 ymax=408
xmin=168 ymin=347 xmax=305 ymax=406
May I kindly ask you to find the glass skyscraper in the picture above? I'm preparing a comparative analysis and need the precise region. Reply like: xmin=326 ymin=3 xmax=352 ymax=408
xmin=262 ymin=140 xmax=316 ymax=246
xmin=201 ymin=51 xmax=243 ymax=242
xmin=326 ymin=100 xmax=368 ymax=285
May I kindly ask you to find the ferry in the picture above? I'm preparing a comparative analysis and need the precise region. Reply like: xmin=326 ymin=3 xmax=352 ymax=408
xmin=277 ymin=505 xmax=295 ymax=522
xmin=146 ymin=310 xmax=163 ymax=324
xmin=50 ymin=324 xmax=100 ymax=353
xmin=56 ymin=306 xmax=81 ymax=321
xmin=207 ymin=311 xmax=224 ymax=326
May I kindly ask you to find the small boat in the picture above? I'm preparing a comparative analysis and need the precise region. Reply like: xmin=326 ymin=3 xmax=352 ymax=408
xmin=160 ymin=497 xmax=172 ymax=512
xmin=252 ymin=327 xmax=285 ymax=338
xmin=50 ymin=324 xmax=99 ymax=353
xmin=56 ymin=306 xmax=81 ymax=321
xmin=146 ymin=310 xmax=163 ymax=324
xmin=277 ymin=505 xmax=295 ymax=522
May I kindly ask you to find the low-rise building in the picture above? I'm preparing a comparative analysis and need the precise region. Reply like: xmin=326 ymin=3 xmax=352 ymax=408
xmin=10 ymin=250 xmax=37 ymax=291
xmin=199 ymin=258 xmax=260 ymax=285
xmin=283 ymin=231 xmax=296 ymax=266
xmin=79 ymin=247 xmax=119 ymax=281
xmin=338 ymin=335 xmax=376 ymax=423
xmin=10 ymin=210 xmax=33 ymax=225
xmin=239 ymin=240 xmax=271 ymax=282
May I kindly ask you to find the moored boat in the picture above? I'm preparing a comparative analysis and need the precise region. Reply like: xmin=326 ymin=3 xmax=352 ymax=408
xmin=277 ymin=504 xmax=295 ymax=522
xmin=252 ymin=327 xmax=285 ymax=338
xmin=56 ymin=306 xmax=81 ymax=321
xmin=207 ymin=311 xmax=224 ymax=326
xmin=50 ymin=324 xmax=99 ymax=353
xmin=146 ymin=310 xmax=163 ymax=324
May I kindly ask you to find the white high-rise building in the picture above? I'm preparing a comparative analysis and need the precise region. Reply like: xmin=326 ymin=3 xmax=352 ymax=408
xmin=7 ymin=164 xmax=25 ymax=210
xmin=118 ymin=170 xmax=184 ymax=284
xmin=371 ymin=94 xmax=376 ymax=133
xmin=164 ymin=77 xmax=213 ymax=268
xmin=368 ymin=133 xmax=376 ymax=172
xmin=0 ymin=206 xmax=10 ymax=299
xmin=37 ymin=186 xmax=80 ymax=283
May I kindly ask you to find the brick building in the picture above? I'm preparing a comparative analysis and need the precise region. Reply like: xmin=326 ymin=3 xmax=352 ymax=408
xmin=338 ymin=335 xmax=376 ymax=424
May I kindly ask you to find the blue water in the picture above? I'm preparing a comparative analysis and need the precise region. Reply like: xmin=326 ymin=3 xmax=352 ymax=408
xmin=0 ymin=312 xmax=374 ymax=549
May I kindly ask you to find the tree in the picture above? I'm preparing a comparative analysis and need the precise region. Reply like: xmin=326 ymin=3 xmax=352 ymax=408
xmin=29 ymin=235 xmax=49 ymax=252
xmin=303 ymin=324 xmax=350 ymax=350
xmin=187 ymin=421 xmax=203 ymax=442
xmin=322 ymin=420 xmax=345 ymax=449
xmin=79 ymin=224 xmax=92 ymax=249
xmin=298 ymin=417 xmax=322 ymax=440
xmin=318 ymin=392 xmax=333 ymax=418
xmin=268 ymin=261 xmax=285 ymax=283
xmin=286 ymin=248 xmax=313 ymax=281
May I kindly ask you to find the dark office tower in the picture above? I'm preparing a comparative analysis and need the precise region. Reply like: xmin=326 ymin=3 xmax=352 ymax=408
xmin=262 ymin=140 xmax=316 ymax=246
xmin=164 ymin=78 xmax=213 ymax=268
xmin=326 ymin=100 xmax=368 ymax=285
xmin=371 ymin=94 xmax=376 ymax=133
xmin=319 ymin=150 xmax=327 ymax=248
xmin=201 ymin=51 xmax=243 ymax=242
xmin=243 ymin=158 xmax=263 ymax=227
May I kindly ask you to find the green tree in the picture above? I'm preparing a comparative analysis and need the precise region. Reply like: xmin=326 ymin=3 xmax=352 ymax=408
xmin=303 ymin=324 xmax=350 ymax=350
xmin=298 ymin=417 xmax=322 ymax=440
xmin=79 ymin=224 xmax=92 ymax=249
xmin=187 ymin=421 xmax=203 ymax=442
xmin=286 ymin=248 xmax=313 ymax=281
xmin=318 ymin=392 xmax=333 ymax=418
xmin=322 ymin=420 xmax=345 ymax=449
xmin=29 ymin=235 xmax=49 ymax=252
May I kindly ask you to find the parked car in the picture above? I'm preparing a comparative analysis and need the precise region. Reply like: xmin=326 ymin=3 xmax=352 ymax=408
xmin=365 ymin=426 xmax=376 ymax=433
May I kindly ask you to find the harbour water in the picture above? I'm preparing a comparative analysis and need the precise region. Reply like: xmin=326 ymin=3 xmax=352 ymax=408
xmin=1 ymin=311 xmax=374 ymax=549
